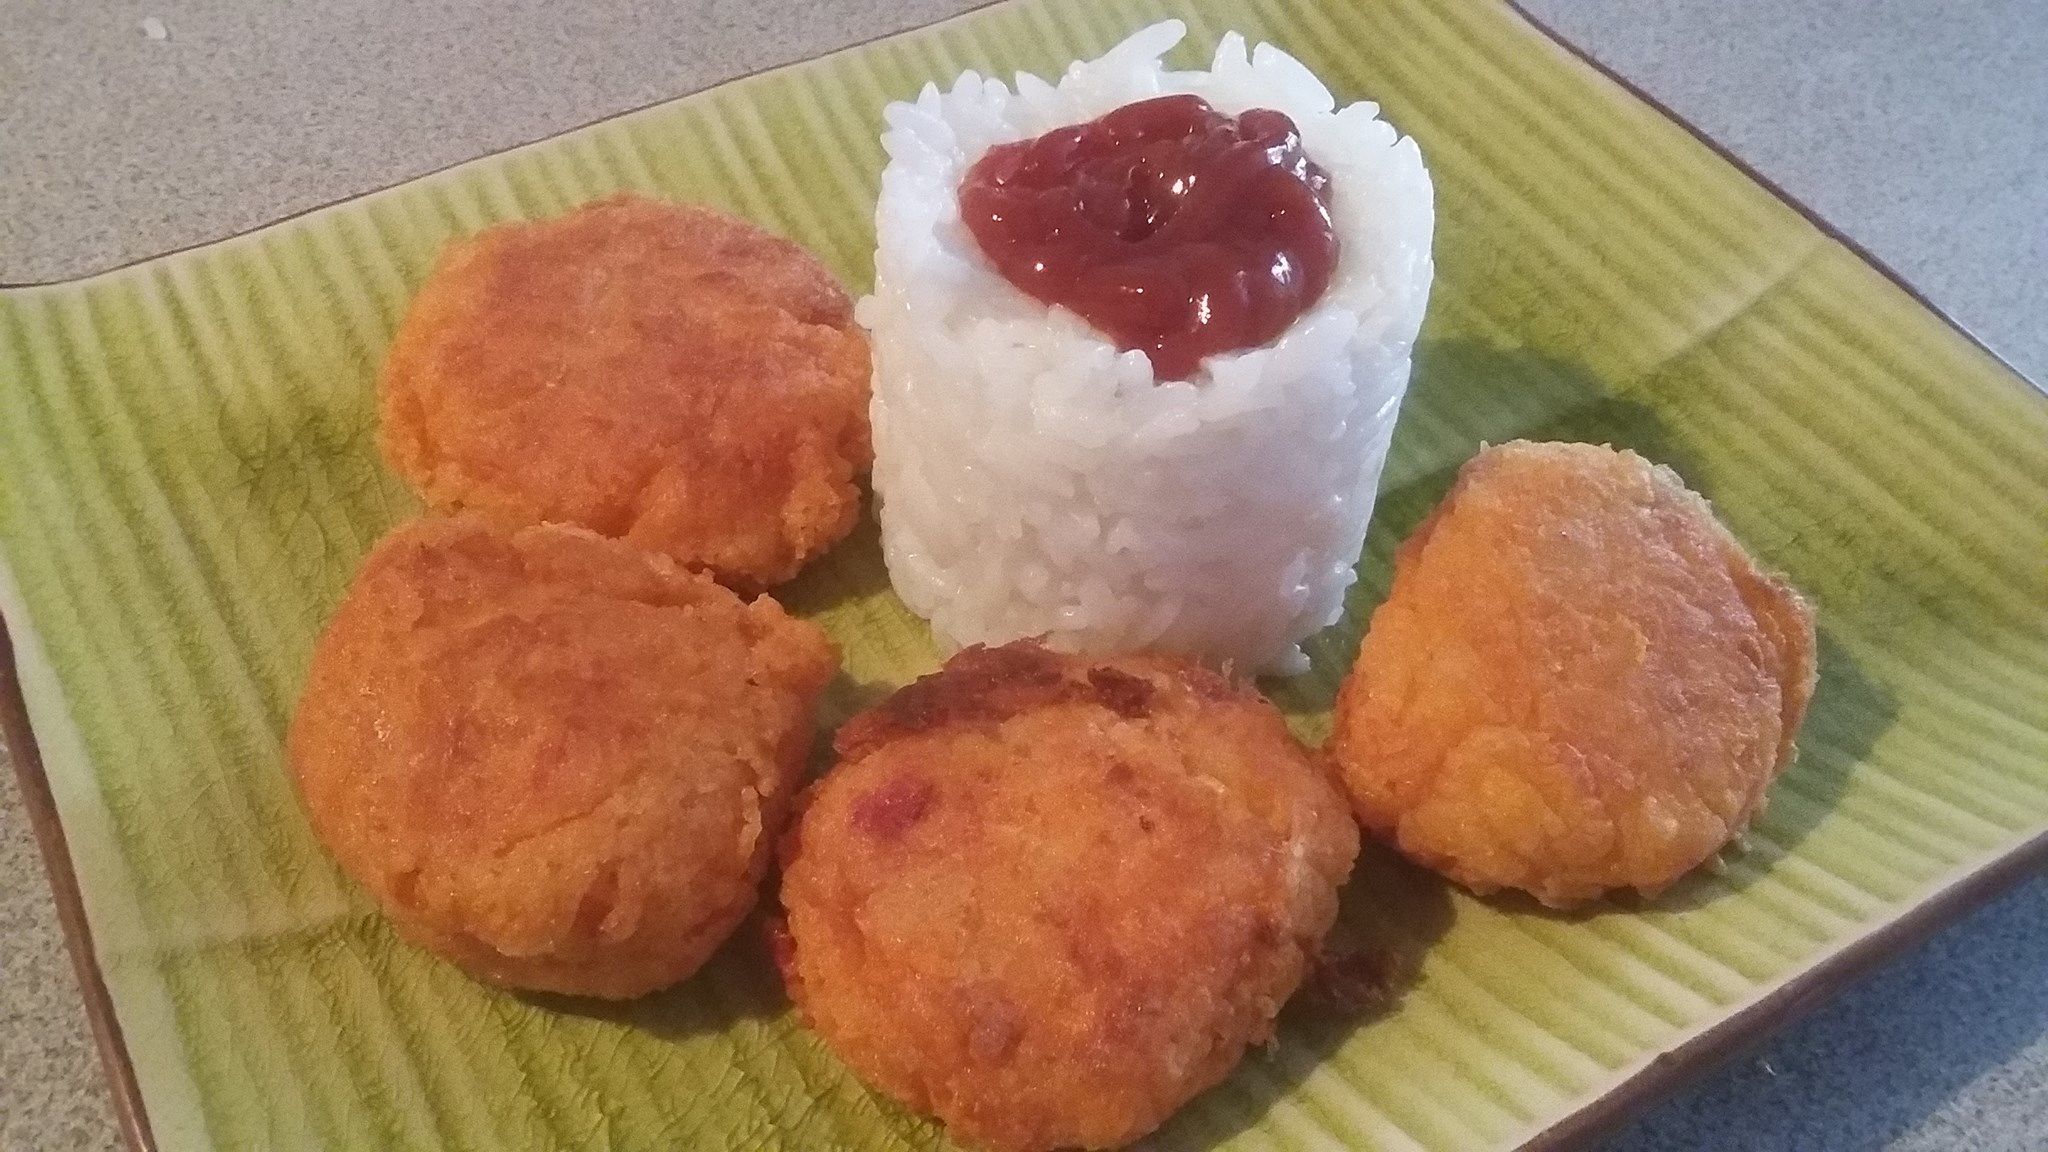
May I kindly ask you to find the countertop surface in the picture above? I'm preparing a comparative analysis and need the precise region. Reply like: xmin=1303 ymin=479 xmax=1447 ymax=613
xmin=2 ymin=1 xmax=2043 ymax=1150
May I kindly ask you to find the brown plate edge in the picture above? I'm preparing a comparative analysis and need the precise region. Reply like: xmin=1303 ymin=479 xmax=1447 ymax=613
xmin=0 ymin=2 xmax=2044 ymax=1150
xmin=0 ymin=612 xmax=158 ymax=1152
xmin=1518 ymin=825 xmax=2048 ymax=1151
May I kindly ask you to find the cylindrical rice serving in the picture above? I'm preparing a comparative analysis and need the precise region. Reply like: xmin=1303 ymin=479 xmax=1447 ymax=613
xmin=862 ymin=20 xmax=1435 ymax=673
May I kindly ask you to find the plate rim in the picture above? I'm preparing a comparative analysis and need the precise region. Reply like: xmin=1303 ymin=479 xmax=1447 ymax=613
xmin=1 ymin=610 xmax=159 ymax=1152
xmin=3 ymin=1 xmax=2045 ymax=1150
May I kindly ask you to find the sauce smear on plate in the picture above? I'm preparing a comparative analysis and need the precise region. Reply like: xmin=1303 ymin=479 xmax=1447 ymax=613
xmin=960 ymin=94 xmax=1339 ymax=380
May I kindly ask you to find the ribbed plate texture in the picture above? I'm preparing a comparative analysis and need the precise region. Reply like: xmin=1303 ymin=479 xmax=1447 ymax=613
xmin=2 ymin=0 xmax=2043 ymax=1148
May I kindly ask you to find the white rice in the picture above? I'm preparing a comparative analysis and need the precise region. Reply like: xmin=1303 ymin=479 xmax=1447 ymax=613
xmin=860 ymin=20 xmax=1434 ymax=674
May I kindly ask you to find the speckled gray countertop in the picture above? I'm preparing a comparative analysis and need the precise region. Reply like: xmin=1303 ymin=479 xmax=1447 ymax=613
xmin=2 ymin=2 xmax=2043 ymax=1150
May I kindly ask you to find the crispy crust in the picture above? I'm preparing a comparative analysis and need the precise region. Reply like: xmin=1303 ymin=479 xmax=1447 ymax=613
xmin=780 ymin=641 xmax=1358 ymax=1152
xmin=287 ymin=515 xmax=836 ymax=998
xmin=830 ymin=641 xmax=1234 ymax=759
xmin=377 ymin=194 xmax=872 ymax=590
xmin=1330 ymin=441 xmax=1817 ymax=908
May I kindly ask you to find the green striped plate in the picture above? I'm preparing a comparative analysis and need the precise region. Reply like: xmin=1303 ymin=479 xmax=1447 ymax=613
xmin=3 ymin=0 xmax=2044 ymax=1149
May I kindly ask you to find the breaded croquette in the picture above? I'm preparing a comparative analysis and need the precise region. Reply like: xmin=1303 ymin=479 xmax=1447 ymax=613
xmin=777 ymin=641 xmax=1358 ymax=1152
xmin=289 ymin=515 xmax=836 ymax=998
xmin=378 ymin=195 xmax=872 ymax=590
xmin=1330 ymin=441 xmax=1816 ymax=908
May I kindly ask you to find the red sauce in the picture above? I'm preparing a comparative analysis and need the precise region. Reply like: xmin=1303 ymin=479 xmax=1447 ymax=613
xmin=959 ymin=94 xmax=1338 ymax=381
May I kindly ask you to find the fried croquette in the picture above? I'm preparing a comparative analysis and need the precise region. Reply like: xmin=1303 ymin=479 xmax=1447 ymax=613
xmin=288 ymin=515 xmax=836 ymax=998
xmin=378 ymin=194 xmax=872 ymax=591
xmin=1330 ymin=441 xmax=1816 ymax=908
xmin=777 ymin=641 xmax=1358 ymax=1152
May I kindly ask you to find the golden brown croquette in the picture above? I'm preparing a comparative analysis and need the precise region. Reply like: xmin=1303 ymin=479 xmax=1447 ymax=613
xmin=777 ymin=641 xmax=1358 ymax=1152
xmin=378 ymin=195 xmax=872 ymax=591
xmin=1330 ymin=441 xmax=1816 ymax=908
xmin=289 ymin=515 xmax=836 ymax=998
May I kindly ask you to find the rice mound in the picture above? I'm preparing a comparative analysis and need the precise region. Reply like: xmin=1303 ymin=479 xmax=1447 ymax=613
xmin=862 ymin=21 xmax=1434 ymax=673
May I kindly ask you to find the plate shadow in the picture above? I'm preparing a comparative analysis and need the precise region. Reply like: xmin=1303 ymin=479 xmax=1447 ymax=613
xmin=517 ymin=911 xmax=793 ymax=1041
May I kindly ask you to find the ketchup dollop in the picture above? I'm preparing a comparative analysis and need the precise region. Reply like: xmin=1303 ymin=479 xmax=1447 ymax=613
xmin=959 ymin=94 xmax=1338 ymax=381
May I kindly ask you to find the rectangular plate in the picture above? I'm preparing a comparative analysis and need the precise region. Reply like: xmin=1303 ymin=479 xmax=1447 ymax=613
xmin=4 ymin=0 xmax=2045 ymax=1148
